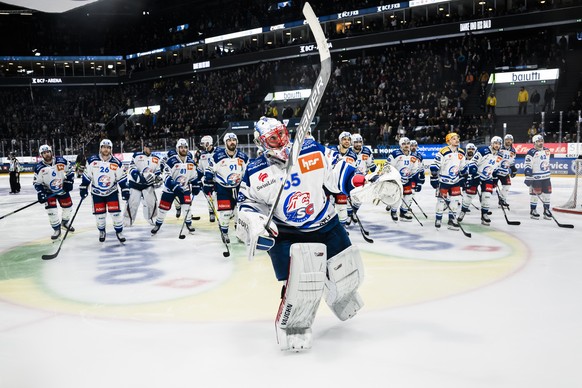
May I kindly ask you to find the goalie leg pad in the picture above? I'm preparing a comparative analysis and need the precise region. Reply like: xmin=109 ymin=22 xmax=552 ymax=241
xmin=276 ymin=243 xmax=327 ymax=351
xmin=324 ymin=245 xmax=365 ymax=321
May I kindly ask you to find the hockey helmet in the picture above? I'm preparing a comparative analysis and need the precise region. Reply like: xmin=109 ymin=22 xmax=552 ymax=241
xmin=254 ymin=116 xmax=290 ymax=161
xmin=39 ymin=144 xmax=52 ymax=155
xmin=466 ymin=143 xmax=477 ymax=150
xmin=532 ymin=134 xmax=544 ymax=143
xmin=176 ymin=138 xmax=189 ymax=150
xmin=445 ymin=132 xmax=459 ymax=144
xmin=338 ymin=131 xmax=352 ymax=142
xmin=399 ymin=137 xmax=411 ymax=147
xmin=223 ymin=132 xmax=238 ymax=144
xmin=504 ymin=134 xmax=514 ymax=141
xmin=200 ymin=135 xmax=213 ymax=147
xmin=100 ymin=139 xmax=113 ymax=148
xmin=351 ymin=133 xmax=363 ymax=143
xmin=410 ymin=140 xmax=418 ymax=147
xmin=491 ymin=136 xmax=503 ymax=145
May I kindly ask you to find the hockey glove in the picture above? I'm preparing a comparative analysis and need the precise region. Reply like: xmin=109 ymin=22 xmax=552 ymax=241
xmin=143 ymin=172 xmax=156 ymax=185
xmin=121 ymin=188 xmax=130 ymax=201
xmin=79 ymin=185 xmax=88 ymax=199
xmin=37 ymin=191 xmax=48 ymax=204
xmin=510 ymin=165 xmax=517 ymax=178
xmin=203 ymin=183 xmax=214 ymax=196
xmin=414 ymin=183 xmax=422 ymax=192
xmin=63 ymin=173 xmax=74 ymax=192
xmin=524 ymin=167 xmax=532 ymax=177
xmin=430 ymin=176 xmax=439 ymax=189
xmin=236 ymin=211 xmax=278 ymax=261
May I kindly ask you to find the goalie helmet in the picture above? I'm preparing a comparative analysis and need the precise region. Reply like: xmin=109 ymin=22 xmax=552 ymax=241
xmin=254 ymin=116 xmax=290 ymax=162
xmin=39 ymin=144 xmax=52 ymax=155
xmin=176 ymin=138 xmax=189 ymax=149
xmin=351 ymin=133 xmax=363 ymax=143
xmin=491 ymin=136 xmax=502 ymax=145
xmin=338 ymin=131 xmax=352 ymax=142
xmin=200 ymin=135 xmax=213 ymax=148
xmin=223 ymin=132 xmax=238 ymax=144
xmin=100 ymin=139 xmax=113 ymax=148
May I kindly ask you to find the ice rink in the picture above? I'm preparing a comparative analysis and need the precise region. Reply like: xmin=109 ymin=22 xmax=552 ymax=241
xmin=1 ymin=173 xmax=581 ymax=388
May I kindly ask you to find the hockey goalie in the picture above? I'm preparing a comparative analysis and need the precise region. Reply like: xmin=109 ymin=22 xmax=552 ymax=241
xmin=236 ymin=117 xmax=403 ymax=351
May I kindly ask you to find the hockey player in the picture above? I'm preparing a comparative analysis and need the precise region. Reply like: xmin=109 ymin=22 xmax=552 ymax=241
xmin=151 ymin=138 xmax=201 ymax=234
xmin=33 ymin=144 xmax=76 ymax=240
xmin=496 ymin=134 xmax=517 ymax=207
xmin=235 ymin=117 xmax=402 ymax=351
xmin=198 ymin=135 xmax=217 ymax=222
xmin=79 ymin=139 xmax=128 ymax=243
xmin=460 ymin=136 xmax=503 ymax=225
xmin=203 ymin=133 xmax=248 ymax=243
xmin=386 ymin=137 xmax=421 ymax=222
xmin=123 ymin=142 xmax=161 ymax=226
xmin=430 ymin=132 xmax=467 ymax=230
xmin=329 ymin=131 xmax=357 ymax=226
xmin=457 ymin=143 xmax=478 ymax=219
xmin=524 ymin=134 xmax=553 ymax=220
xmin=410 ymin=139 xmax=425 ymax=194
xmin=351 ymin=133 xmax=377 ymax=175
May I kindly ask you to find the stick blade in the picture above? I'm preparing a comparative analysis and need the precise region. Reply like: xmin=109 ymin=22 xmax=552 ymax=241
xmin=41 ymin=253 xmax=58 ymax=261
xmin=223 ymin=251 xmax=230 ymax=257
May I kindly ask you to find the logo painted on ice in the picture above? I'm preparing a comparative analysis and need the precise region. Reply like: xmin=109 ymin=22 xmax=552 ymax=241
xmin=283 ymin=191 xmax=314 ymax=222
xmin=49 ymin=178 xmax=63 ymax=191
xmin=97 ymin=175 xmax=112 ymax=188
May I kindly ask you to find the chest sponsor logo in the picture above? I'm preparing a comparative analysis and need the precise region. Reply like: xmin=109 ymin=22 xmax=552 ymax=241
xmin=299 ymin=153 xmax=323 ymax=173
xmin=56 ymin=164 xmax=65 ymax=171
xmin=258 ymin=172 xmax=268 ymax=182
xmin=110 ymin=163 xmax=118 ymax=170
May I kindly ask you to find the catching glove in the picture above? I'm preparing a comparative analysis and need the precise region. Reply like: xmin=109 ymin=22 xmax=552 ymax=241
xmin=236 ymin=211 xmax=279 ymax=261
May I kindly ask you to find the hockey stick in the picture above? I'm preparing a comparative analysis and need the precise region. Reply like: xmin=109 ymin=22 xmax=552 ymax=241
xmin=178 ymin=206 xmax=194 ymax=239
xmin=411 ymin=196 xmax=428 ymax=219
xmin=0 ymin=192 xmax=61 ymax=220
xmin=495 ymin=184 xmax=520 ymax=225
xmin=205 ymin=194 xmax=230 ymax=257
xmin=41 ymin=197 xmax=85 ymax=260
xmin=347 ymin=198 xmax=373 ymax=243
xmin=438 ymin=194 xmax=471 ymax=238
xmin=533 ymin=193 xmax=574 ymax=229
xmin=402 ymin=199 xmax=423 ymax=227
xmin=264 ymin=2 xmax=331 ymax=236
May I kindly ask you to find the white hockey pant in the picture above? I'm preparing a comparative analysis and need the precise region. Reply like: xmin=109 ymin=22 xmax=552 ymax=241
xmin=461 ymin=191 xmax=476 ymax=209
xmin=481 ymin=190 xmax=492 ymax=212
xmin=530 ymin=191 xmax=550 ymax=207
xmin=156 ymin=203 xmax=190 ymax=225
xmin=500 ymin=184 xmax=510 ymax=200
xmin=276 ymin=243 xmax=327 ymax=351
xmin=218 ymin=209 xmax=233 ymax=234
xmin=46 ymin=207 xmax=61 ymax=230
xmin=324 ymin=245 xmax=365 ymax=321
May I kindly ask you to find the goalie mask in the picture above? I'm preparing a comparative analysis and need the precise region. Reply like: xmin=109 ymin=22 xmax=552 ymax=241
xmin=254 ymin=116 xmax=290 ymax=162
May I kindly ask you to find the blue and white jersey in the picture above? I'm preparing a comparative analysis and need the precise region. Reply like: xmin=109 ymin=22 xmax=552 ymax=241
xmin=198 ymin=147 xmax=216 ymax=182
xmin=162 ymin=153 xmax=200 ymax=194
xmin=411 ymin=150 xmax=425 ymax=178
xmin=33 ymin=156 xmax=74 ymax=194
xmin=468 ymin=146 xmax=503 ymax=181
xmin=205 ymin=147 xmax=248 ymax=189
xmin=82 ymin=154 xmax=127 ymax=197
xmin=497 ymin=145 xmax=516 ymax=177
xmin=238 ymin=138 xmax=360 ymax=231
xmin=128 ymin=151 xmax=162 ymax=190
xmin=329 ymin=145 xmax=357 ymax=166
xmin=431 ymin=146 xmax=466 ymax=185
xmin=524 ymin=146 xmax=551 ymax=180
xmin=386 ymin=149 xmax=420 ymax=185
xmin=352 ymin=146 xmax=377 ymax=175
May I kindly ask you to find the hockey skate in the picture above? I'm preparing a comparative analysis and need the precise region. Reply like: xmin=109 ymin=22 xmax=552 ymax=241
xmin=481 ymin=213 xmax=491 ymax=226
xmin=399 ymin=211 xmax=412 ymax=222
xmin=457 ymin=211 xmax=466 ymax=222
xmin=280 ymin=327 xmax=312 ymax=352
xmin=51 ymin=228 xmax=61 ymax=240
xmin=186 ymin=223 xmax=195 ymax=233
xmin=447 ymin=219 xmax=460 ymax=230
xmin=435 ymin=218 xmax=442 ymax=229
xmin=221 ymin=232 xmax=230 ymax=244
xmin=530 ymin=209 xmax=540 ymax=220
xmin=390 ymin=210 xmax=398 ymax=222
xmin=99 ymin=230 xmax=106 ymax=242
xmin=543 ymin=208 xmax=553 ymax=220
xmin=116 ymin=231 xmax=126 ymax=243
xmin=498 ymin=198 xmax=509 ymax=209
xmin=151 ymin=224 xmax=161 ymax=235
xmin=209 ymin=212 xmax=216 ymax=222
xmin=61 ymin=220 xmax=75 ymax=232
xmin=175 ymin=208 xmax=181 ymax=218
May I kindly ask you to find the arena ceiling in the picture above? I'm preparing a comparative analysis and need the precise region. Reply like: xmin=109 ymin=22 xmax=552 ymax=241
xmin=0 ymin=0 xmax=101 ymax=13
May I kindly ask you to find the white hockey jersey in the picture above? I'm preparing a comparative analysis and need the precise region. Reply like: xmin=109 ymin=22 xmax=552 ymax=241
xmin=524 ymin=146 xmax=551 ymax=180
xmin=497 ymin=145 xmax=517 ymax=177
xmin=469 ymin=146 xmax=503 ymax=181
xmin=205 ymin=147 xmax=248 ymax=189
xmin=386 ymin=149 xmax=420 ymax=185
xmin=33 ymin=156 xmax=74 ymax=194
xmin=161 ymin=153 xmax=200 ymax=194
xmin=198 ymin=147 xmax=215 ymax=182
xmin=239 ymin=139 xmax=363 ymax=231
xmin=353 ymin=146 xmax=377 ymax=175
xmin=82 ymin=154 xmax=127 ymax=197
xmin=128 ymin=151 xmax=161 ymax=190
xmin=431 ymin=146 xmax=466 ymax=185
